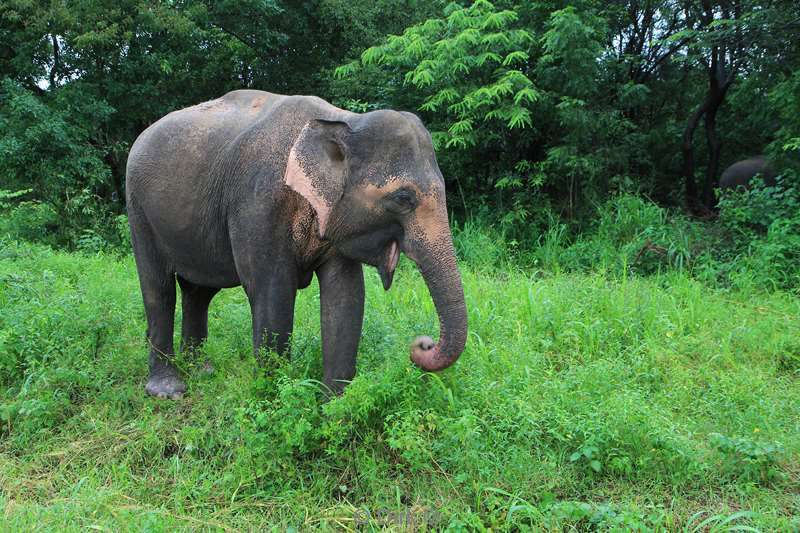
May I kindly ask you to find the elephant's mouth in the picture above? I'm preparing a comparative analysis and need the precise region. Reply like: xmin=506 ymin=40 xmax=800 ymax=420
xmin=377 ymin=240 xmax=400 ymax=290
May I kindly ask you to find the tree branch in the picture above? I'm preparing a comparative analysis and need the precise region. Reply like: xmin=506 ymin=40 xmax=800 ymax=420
xmin=207 ymin=20 xmax=270 ymax=61
xmin=643 ymin=37 xmax=693 ymax=79
xmin=49 ymin=33 xmax=60 ymax=89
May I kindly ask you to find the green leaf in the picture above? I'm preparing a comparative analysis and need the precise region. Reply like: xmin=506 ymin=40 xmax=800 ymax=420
xmin=420 ymin=18 xmax=444 ymax=33
xmin=410 ymin=69 xmax=435 ymax=87
xmin=433 ymin=38 xmax=455 ymax=54
xmin=481 ymin=11 xmax=518 ymax=30
xmin=469 ymin=0 xmax=496 ymax=14
xmin=361 ymin=46 xmax=386 ymax=65
xmin=455 ymin=28 xmax=481 ymax=47
xmin=502 ymin=50 xmax=529 ymax=66
xmin=333 ymin=61 xmax=360 ymax=79
xmin=436 ymin=88 xmax=460 ymax=103
xmin=445 ymin=135 xmax=469 ymax=149
xmin=510 ymin=28 xmax=535 ymax=44
xmin=429 ymin=131 xmax=448 ymax=150
xmin=507 ymin=107 xmax=532 ymax=129
xmin=446 ymin=8 xmax=470 ymax=30
xmin=476 ymin=52 xmax=503 ymax=66
xmin=448 ymin=119 xmax=474 ymax=135
xmin=419 ymin=100 xmax=439 ymax=112
xmin=498 ymin=70 xmax=533 ymax=86
xmin=491 ymin=80 xmax=514 ymax=98
xmin=514 ymin=87 xmax=539 ymax=105
xmin=448 ymin=99 xmax=470 ymax=114
xmin=405 ymin=37 xmax=427 ymax=59
xmin=482 ymin=32 xmax=511 ymax=47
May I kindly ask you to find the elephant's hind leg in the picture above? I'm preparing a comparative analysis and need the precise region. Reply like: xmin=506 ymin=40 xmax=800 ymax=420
xmin=177 ymin=275 xmax=219 ymax=372
xmin=130 ymin=215 xmax=184 ymax=399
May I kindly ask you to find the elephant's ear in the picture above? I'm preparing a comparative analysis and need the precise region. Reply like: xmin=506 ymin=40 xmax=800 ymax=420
xmin=284 ymin=119 xmax=350 ymax=239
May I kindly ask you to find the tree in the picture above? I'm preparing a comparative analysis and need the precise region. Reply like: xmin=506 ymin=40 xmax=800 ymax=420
xmin=676 ymin=0 xmax=800 ymax=211
xmin=2 ymin=0 xmax=800 ymax=246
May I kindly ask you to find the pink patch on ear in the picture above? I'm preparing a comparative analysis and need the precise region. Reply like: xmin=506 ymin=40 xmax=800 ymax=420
xmin=284 ymin=142 xmax=331 ymax=237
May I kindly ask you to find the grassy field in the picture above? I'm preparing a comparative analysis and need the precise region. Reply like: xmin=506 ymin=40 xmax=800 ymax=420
xmin=0 ymin=239 xmax=798 ymax=531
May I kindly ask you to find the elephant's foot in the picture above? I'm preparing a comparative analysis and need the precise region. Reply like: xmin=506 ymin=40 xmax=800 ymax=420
xmin=145 ymin=371 xmax=187 ymax=400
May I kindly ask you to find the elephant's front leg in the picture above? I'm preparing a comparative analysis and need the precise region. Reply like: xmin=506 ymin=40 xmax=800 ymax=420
xmin=317 ymin=257 xmax=365 ymax=394
xmin=247 ymin=271 xmax=298 ymax=362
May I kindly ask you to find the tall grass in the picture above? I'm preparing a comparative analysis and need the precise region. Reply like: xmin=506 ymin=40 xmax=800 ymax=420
xmin=1 ymin=230 xmax=798 ymax=530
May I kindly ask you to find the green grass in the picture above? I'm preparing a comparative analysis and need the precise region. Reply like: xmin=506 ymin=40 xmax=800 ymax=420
xmin=1 ymin=239 xmax=799 ymax=531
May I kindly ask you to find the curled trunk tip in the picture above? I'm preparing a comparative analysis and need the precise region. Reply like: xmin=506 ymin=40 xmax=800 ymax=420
xmin=406 ymin=235 xmax=467 ymax=372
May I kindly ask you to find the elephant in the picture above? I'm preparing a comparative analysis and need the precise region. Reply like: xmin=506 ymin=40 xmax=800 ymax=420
xmin=125 ymin=90 xmax=467 ymax=398
xmin=719 ymin=156 xmax=777 ymax=190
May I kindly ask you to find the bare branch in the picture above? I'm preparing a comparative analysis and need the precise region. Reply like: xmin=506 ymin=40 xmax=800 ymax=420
xmin=49 ymin=33 xmax=60 ymax=88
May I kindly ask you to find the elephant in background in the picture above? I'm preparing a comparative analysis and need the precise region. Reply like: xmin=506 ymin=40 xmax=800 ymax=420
xmin=125 ymin=90 xmax=467 ymax=398
xmin=719 ymin=156 xmax=777 ymax=190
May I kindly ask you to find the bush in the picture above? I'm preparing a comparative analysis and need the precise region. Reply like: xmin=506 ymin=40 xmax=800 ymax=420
xmin=523 ymin=195 xmax=701 ymax=276
xmin=0 ymin=199 xmax=59 ymax=246
xmin=710 ymin=433 xmax=784 ymax=486
xmin=452 ymin=218 xmax=513 ymax=270
xmin=716 ymin=171 xmax=800 ymax=290
xmin=0 ymin=81 xmax=119 ymax=248
xmin=446 ymin=190 xmax=800 ymax=293
xmin=717 ymin=173 xmax=800 ymax=237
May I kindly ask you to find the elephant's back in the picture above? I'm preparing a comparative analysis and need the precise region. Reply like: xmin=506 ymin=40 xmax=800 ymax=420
xmin=124 ymin=90 xmax=341 ymax=222
xmin=126 ymin=91 xmax=283 ymax=187
xmin=720 ymin=156 xmax=773 ymax=189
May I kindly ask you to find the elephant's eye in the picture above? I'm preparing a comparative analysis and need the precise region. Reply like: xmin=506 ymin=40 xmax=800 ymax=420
xmin=385 ymin=188 xmax=417 ymax=214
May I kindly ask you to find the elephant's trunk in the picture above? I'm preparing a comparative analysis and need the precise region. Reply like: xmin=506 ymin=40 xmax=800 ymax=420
xmin=405 ymin=228 xmax=467 ymax=372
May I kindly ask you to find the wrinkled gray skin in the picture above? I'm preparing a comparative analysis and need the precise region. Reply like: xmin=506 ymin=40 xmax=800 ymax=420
xmin=126 ymin=90 xmax=467 ymax=398
xmin=719 ymin=156 xmax=777 ymax=190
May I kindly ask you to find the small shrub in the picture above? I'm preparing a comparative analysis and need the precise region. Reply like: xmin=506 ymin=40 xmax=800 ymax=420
xmin=114 ymin=214 xmax=132 ymax=253
xmin=716 ymin=172 xmax=800 ymax=290
xmin=452 ymin=218 xmax=511 ymax=269
xmin=540 ymin=499 xmax=661 ymax=531
xmin=385 ymin=408 xmax=439 ymax=473
xmin=569 ymin=443 xmax=603 ymax=475
xmin=717 ymin=173 xmax=800 ymax=237
xmin=76 ymin=229 xmax=110 ymax=254
xmin=0 ymin=200 xmax=59 ymax=245
xmin=545 ymin=195 xmax=701 ymax=276
xmin=533 ymin=216 xmax=570 ymax=271
xmin=709 ymin=432 xmax=784 ymax=485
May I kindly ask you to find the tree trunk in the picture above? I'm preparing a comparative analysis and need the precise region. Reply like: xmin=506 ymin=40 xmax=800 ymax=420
xmin=703 ymin=96 xmax=722 ymax=208
xmin=701 ymin=46 xmax=735 ymax=210
xmin=681 ymin=99 xmax=708 ymax=212
xmin=49 ymin=33 xmax=60 ymax=88
xmin=680 ymin=0 xmax=737 ymax=214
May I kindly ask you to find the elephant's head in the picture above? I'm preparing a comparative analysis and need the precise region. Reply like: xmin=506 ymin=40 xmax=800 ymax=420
xmin=284 ymin=109 xmax=467 ymax=371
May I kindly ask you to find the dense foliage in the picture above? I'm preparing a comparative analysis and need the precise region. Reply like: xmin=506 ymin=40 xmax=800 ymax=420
xmin=2 ymin=0 xmax=799 ymax=247
xmin=334 ymin=0 xmax=800 ymax=221
xmin=0 ymin=0 xmax=439 ymax=244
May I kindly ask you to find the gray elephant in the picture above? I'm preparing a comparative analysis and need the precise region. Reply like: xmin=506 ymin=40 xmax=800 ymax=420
xmin=719 ymin=156 xmax=777 ymax=190
xmin=125 ymin=90 xmax=467 ymax=398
